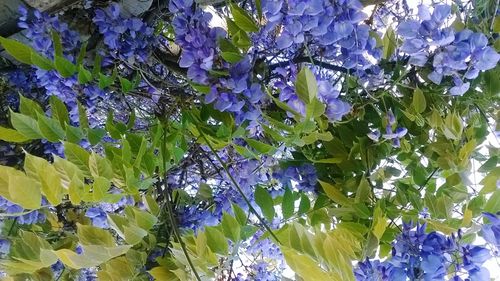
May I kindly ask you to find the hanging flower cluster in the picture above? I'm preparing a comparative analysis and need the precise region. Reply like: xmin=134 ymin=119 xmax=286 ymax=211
xmin=397 ymin=4 xmax=500 ymax=95
xmin=354 ymin=221 xmax=494 ymax=281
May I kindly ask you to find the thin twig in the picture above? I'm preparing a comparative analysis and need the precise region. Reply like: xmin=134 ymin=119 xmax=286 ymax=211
xmin=161 ymin=124 xmax=202 ymax=281
xmin=198 ymin=129 xmax=281 ymax=244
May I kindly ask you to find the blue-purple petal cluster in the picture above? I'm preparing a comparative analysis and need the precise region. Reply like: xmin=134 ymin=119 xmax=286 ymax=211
xmin=481 ymin=212 xmax=500 ymax=252
xmin=93 ymin=3 xmax=154 ymax=63
xmin=397 ymin=4 xmax=500 ymax=96
xmin=0 ymin=197 xmax=46 ymax=225
xmin=273 ymin=163 xmax=318 ymax=193
xmin=354 ymin=222 xmax=492 ymax=281
xmin=262 ymin=0 xmax=380 ymax=72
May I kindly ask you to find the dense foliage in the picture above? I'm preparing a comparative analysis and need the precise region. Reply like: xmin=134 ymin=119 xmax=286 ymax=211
xmin=0 ymin=0 xmax=499 ymax=280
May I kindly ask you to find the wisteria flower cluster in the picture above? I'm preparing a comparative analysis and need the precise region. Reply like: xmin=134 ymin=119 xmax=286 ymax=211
xmin=354 ymin=221 xmax=494 ymax=281
xmin=397 ymin=4 xmax=500 ymax=95
xmin=261 ymin=0 xmax=381 ymax=71
xmin=93 ymin=3 xmax=154 ymax=63
xmin=0 ymin=0 xmax=498 ymax=280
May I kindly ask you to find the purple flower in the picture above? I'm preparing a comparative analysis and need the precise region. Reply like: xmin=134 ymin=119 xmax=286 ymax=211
xmin=85 ymin=207 xmax=108 ymax=228
xmin=287 ymin=95 xmax=306 ymax=116
xmin=449 ymin=77 xmax=470 ymax=96
xmin=481 ymin=212 xmax=500 ymax=250
xmin=325 ymin=98 xmax=351 ymax=121
xmin=398 ymin=20 xmax=420 ymax=38
xmin=367 ymin=129 xmax=381 ymax=141
xmin=0 ymin=239 xmax=10 ymax=255
xmin=431 ymin=5 xmax=451 ymax=24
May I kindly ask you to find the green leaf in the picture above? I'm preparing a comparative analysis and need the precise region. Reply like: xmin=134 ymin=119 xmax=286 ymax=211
xmin=68 ymin=176 xmax=84 ymax=205
xmin=63 ymin=142 xmax=91 ymax=176
xmin=355 ymin=177 xmax=371 ymax=203
xmin=219 ymin=38 xmax=240 ymax=53
xmin=480 ymin=167 xmax=500 ymax=194
xmin=133 ymin=137 xmax=147 ymax=168
xmin=197 ymin=182 xmax=213 ymax=200
xmin=245 ymin=138 xmax=276 ymax=155
xmin=319 ymin=180 xmax=351 ymax=206
xmin=313 ymin=157 xmax=343 ymax=164
xmin=92 ymin=54 xmax=102 ymax=78
xmin=372 ymin=207 xmax=387 ymax=240
xmin=51 ymin=31 xmax=63 ymax=57
xmin=55 ymin=245 xmax=132 ymax=269
xmin=281 ymin=247 xmax=331 ymax=280
xmin=50 ymin=96 xmax=70 ymax=129
xmin=9 ymin=174 xmax=41 ymax=210
xmin=230 ymin=4 xmax=258 ymax=32
xmin=298 ymin=193 xmax=310 ymax=214
xmin=221 ymin=52 xmax=244 ymax=63
xmin=78 ymin=65 xmax=93 ymax=84
xmin=78 ymin=223 xmax=115 ymax=246
xmin=412 ymin=165 xmax=428 ymax=186
xmin=412 ymin=87 xmax=426 ymax=114
xmin=232 ymin=203 xmax=247 ymax=225
xmin=89 ymin=152 xmax=113 ymax=179
xmin=87 ymin=128 xmax=106 ymax=145
xmin=479 ymin=156 xmax=498 ymax=173
xmin=119 ymin=77 xmax=134 ymax=93
xmin=282 ymin=188 xmax=294 ymax=219
xmin=255 ymin=186 xmax=275 ymax=221
xmin=149 ymin=267 xmax=177 ymax=280
xmin=106 ymin=111 xmax=122 ymax=139
xmin=143 ymin=194 xmax=160 ymax=216
xmin=484 ymin=189 xmax=500 ymax=213
xmin=31 ymin=52 xmax=54 ymax=70
xmin=382 ymin=27 xmax=396 ymax=60
xmin=442 ymin=112 xmax=463 ymax=141
xmin=295 ymin=67 xmax=318 ymax=104
xmin=54 ymin=55 xmax=77 ymax=78
xmin=76 ymin=41 xmax=88 ymax=66
xmin=92 ymin=176 xmax=111 ymax=201
xmin=0 ymin=167 xmax=42 ymax=209
xmin=0 ymin=126 xmax=30 ymax=142
xmin=24 ymin=153 xmax=63 ymax=206
xmin=426 ymin=219 xmax=455 ymax=235
xmin=19 ymin=94 xmax=43 ymax=119
xmin=78 ymin=102 xmax=89 ymax=130
xmin=132 ymin=207 xmax=158 ymax=230
xmin=37 ymin=114 xmax=65 ymax=142
xmin=205 ymin=226 xmax=228 ymax=255
xmin=53 ymin=155 xmax=83 ymax=189
xmin=256 ymin=0 xmax=262 ymax=19
xmin=0 ymin=36 xmax=34 ymax=65
xmin=9 ymin=110 xmax=42 ymax=139
xmin=306 ymin=98 xmax=326 ymax=118
xmin=232 ymin=30 xmax=251 ymax=50
xmin=99 ymin=72 xmax=115 ymax=89
xmin=353 ymin=203 xmax=371 ymax=219
xmin=483 ymin=67 xmax=500 ymax=95
xmin=190 ymin=82 xmax=211 ymax=94
xmin=123 ymin=225 xmax=148 ymax=245
xmin=221 ymin=212 xmax=240 ymax=242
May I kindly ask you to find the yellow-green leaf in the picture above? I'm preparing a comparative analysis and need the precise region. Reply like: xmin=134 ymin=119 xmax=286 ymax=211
xmin=319 ymin=180 xmax=351 ymax=206
xmin=9 ymin=110 xmax=42 ymax=139
xmin=9 ymin=173 xmax=41 ymax=209
xmin=0 ymin=126 xmax=30 ymax=142
xmin=295 ymin=67 xmax=318 ymax=104
xmin=412 ymin=87 xmax=426 ymax=113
